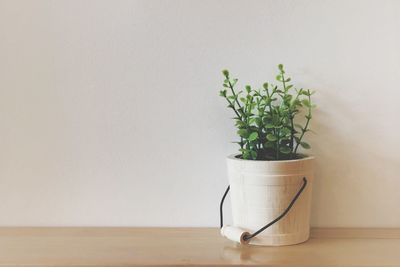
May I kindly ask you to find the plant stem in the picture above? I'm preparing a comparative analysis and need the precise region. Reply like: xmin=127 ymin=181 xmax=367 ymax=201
xmin=289 ymin=115 xmax=295 ymax=159
xmin=264 ymin=85 xmax=278 ymax=158
xmin=294 ymin=94 xmax=312 ymax=155
xmin=281 ymin=72 xmax=287 ymax=91
xmin=227 ymin=80 xmax=243 ymax=116
xmin=289 ymin=89 xmax=302 ymax=158
xmin=224 ymin=97 xmax=242 ymax=120
xmin=276 ymin=135 xmax=280 ymax=160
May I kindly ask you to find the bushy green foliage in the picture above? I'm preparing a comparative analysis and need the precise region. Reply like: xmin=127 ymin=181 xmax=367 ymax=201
xmin=219 ymin=64 xmax=315 ymax=160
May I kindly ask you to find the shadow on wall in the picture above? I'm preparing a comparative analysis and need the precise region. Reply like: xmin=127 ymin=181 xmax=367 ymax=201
xmin=310 ymin=88 xmax=400 ymax=227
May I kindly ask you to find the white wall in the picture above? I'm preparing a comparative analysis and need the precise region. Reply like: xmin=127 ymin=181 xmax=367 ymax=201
xmin=0 ymin=0 xmax=399 ymax=227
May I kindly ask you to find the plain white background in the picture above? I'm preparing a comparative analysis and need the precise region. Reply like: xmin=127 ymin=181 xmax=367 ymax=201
xmin=0 ymin=0 xmax=400 ymax=227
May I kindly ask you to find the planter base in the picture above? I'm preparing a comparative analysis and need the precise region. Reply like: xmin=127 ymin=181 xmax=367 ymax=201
xmin=247 ymin=230 xmax=310 ymax=246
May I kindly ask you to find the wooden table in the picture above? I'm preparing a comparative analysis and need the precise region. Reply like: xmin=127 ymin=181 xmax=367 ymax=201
xmin=1 ymin=228 xmax=400 ymax=266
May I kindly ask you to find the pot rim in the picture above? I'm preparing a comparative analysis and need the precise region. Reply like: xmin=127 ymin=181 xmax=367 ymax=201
xmin=227 ymin=153 xmax=315 ymax=163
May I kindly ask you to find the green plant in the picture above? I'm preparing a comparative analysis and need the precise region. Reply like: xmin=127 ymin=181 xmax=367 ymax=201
xmin=219 ymin=64 xmax=316 ymax=160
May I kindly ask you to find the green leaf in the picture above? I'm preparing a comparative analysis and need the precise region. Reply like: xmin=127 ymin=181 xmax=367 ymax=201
xmin=280 ymin=146 xmax=291 ymax=154
xmin=281 ymin=135 xmax=291 ymax=141
xmin=292 ymin=99 xmax=302 ymax=107
xmin=248 ymin=132 xmax=258 ymax=141
xmin=266 ymin=134 xmax=277 ymax=142
xmin=264 ymin=141 xmax=275 ymax=148
xmin=254 ymin=117 xmax=262 ymax=127
xmin=265 ymin=123 xmax=274 ymax=129
xmin=302 ymin=99 xmax=311 ymax=107
xmin=237 ymin=129 xmax=249 ymax=138
xmin=250 ymin=150 xmax=257 ymax=160
xmin=235 ymin=120 xmax=246 ymax=127
xmin=245 ymin=85 xmax=251 ymax=93
xmin=300 ymin=142 xmax=311 ymax=149
xmin=280 ymin=127 xmax=291 ymax=136
xmin=276 ymin=75 xmax=282 ymax=81
xmin=222 ymin=70 xmax=229 ymax=77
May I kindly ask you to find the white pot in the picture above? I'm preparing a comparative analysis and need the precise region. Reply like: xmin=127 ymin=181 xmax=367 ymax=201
xmin=225 ymin=154 xmax=314 ymax=246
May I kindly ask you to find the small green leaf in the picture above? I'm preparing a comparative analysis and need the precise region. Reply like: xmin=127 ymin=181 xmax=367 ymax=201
xmin=280 ymin=127 xmax=291 ymax=136
xmin=237 ymin=129 xmax=249 ymax=138
xmin=265 ymin=123 xmax=274 ymax=129
xmin=280 ymin=146 xmax=291 ymax=154
xmin=254 ymin=117 xmax=262 ymax=127
xmin=248 ymin=132 xmax=258 ymax=141
xmin=281 ymin=135 xmax=291 ymax=141
xmin=266 ymin=134 xmax=277 ymax=141
xmin=300 ymin=142 xmax=311 ymax=149
xmin=245 ymin=85 xmax=251 ymax=93
xmin=250 ymin=150 xmax=257 ymax=159
xmin=264 ymin=141 xmax=275 ymax=148
xmin=302 ymin=99 xmax=311 ymax=107
xmin=222 ymin=69 xmax=229 ymax=77
xmin=235 ymin=120 xmax=246 ymax=127
xmin=248 ymin=118 xmax=256 ymax=124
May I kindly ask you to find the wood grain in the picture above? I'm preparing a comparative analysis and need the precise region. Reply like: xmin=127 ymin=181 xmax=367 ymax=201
xmin=0 ymin=227 xmax=399 ymax=266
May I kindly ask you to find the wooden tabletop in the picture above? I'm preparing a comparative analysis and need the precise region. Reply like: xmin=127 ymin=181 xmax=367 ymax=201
xmin=1 ymin=227 xmax=400 ymax=266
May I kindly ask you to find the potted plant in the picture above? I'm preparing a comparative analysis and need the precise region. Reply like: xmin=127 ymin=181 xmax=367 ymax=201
xmin=219 ymin=64 xmax=316 ymax=246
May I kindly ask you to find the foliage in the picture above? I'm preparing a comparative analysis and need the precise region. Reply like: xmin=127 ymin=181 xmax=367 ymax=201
xmin=219 ymin=64 xmax=316 ymax=160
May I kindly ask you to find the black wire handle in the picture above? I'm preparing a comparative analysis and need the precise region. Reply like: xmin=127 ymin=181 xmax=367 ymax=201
xmin=219 ymin=177 xmax=307 ymax=242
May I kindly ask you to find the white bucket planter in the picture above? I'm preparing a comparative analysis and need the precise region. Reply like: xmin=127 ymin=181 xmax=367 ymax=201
xmin=221 ymin=154 xmax=314 ymax=246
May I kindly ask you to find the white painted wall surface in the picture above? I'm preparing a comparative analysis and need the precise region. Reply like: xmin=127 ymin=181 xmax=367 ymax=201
xmin=0 ymin=0 xmax=399 ymax=227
